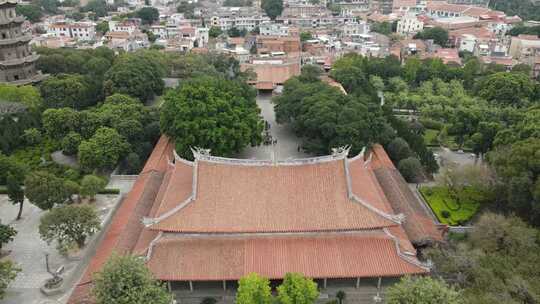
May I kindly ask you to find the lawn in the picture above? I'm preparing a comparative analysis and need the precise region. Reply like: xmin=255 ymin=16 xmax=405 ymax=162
xmin=419 ymin=186 xmax=481 ymax=226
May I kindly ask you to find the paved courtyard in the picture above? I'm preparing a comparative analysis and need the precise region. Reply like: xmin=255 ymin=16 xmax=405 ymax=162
xmin=0 ymin=194 xmax=121 ymax=304
xmin=236 ymin=92 xmax=309 ymax=160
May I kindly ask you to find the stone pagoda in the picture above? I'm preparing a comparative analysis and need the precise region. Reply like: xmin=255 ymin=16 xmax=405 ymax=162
xmin=0 ymin=0 xmax=45 ymax=85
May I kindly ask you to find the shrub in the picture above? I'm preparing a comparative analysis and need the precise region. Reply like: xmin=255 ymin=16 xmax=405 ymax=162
xmin=419 ymin=118 xmax=444 ymax=130
xmin=80 ymin=175 xmax=106 ymax=201
xmin=22 ymin=128 xmax=42 ymax=146
xmin=398 ymin=157 xmax=423 ymax=183
xmin=441 ymin=210 xmax=451 ymax=218
xmin=201 ymin=297 xmax=217 ymax=304
xmin=62 ymin=132 xmax=82 ymax=156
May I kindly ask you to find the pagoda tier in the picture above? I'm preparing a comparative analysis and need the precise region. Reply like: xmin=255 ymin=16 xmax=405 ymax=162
xmin=0 ymin=0 xmax=46 ymax=84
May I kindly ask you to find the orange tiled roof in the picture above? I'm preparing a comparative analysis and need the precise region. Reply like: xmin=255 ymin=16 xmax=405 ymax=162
xmin=146 ymin=233 xmax=428 ymax=281
xmin=370 ymin=145 xmax=445 ymax=245
xmin=68 ymin=136 xmax=174 ymax=303
xmin=149 ymin=156 xmax=397 ymax=233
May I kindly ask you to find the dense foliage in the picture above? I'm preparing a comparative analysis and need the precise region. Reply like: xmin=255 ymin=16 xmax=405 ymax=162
xmin=261 ymin=0 xmax=283 ymax=19
xmin=0 ymin=260 xmax=20 ymax=300
xmin=490 ymin=0 xmax=540 ymax=21
xmin=275 ymin=69 xmax=390 ymax=156
xmin=414 ymin=27 xmax=449 ymax=47
xmin=104 ymin=51 xmax=165 ymax=102
xmin=386 ymin=276 xmax=462 ymax=304
xmin=237 ymin=273 xmax=273 ymax=304
xmin=39 ymin=204 xmax=100 ymax=249
xmin=161 ymin=75 xmax=263 ymax=159
xmin=92 ymin=254 xmax=172 ymax=304
xmin=427 ymin=213 xmax=540 ymax=302
xmin=0 ymin=223 xmax=16 ymax=250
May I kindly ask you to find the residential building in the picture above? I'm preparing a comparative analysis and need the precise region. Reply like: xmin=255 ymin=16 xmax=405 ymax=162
xmin=341 ymin=21 xmax=370 ymax=37
xmin=47 ymin=21 xmax=96 ymax=41
xmin=259 ymin=22 xmax=289 ymax=36
xmin=108 ymin=19 xmax=139 ymax=34
xmin=396 ymin=13 xmax=424 ymax=36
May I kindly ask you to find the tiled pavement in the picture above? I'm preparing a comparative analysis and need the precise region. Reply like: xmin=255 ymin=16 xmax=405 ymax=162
xmin=0 ymin=194 xmax=121 ymax=304
xmin=236 ymin=92 xmax=310 ymax=160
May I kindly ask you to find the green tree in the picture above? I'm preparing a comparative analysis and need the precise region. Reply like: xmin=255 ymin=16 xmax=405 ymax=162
xmin=7 ymin=172 xmax=25 ymax=220
xmin=123 ymin=152 xmax=141 ymax=174
xmin=0 ymin=84 xmax=42 ymax=111
xmin=0 ymin=223 xmax=16 ymax=251
xmin=160 ymin=76 xmax=263 ymax=159
xmin=209 ymin=26 xmax=222 ymax=38
xmin=488 ymin=138 xmax=540 ymax=224
xmin=386 ymin=276 xmax=462 ymax=304
xmin=478 ymin=72 xmax=533 ymax=106
xmin=336 ymin=291 xmax=346 ymax=304
xmin=42 ymin=107 xmax=80 ymax=139
xmin=82 ymin=0 xmax=108 ymax=17
xmin=176 ymin=1 xmax=197 ymax=18
xmin=237 ymin=273 xmax=272 ymax=304
xmin=78 ymin=127 xmax=129 ymax=172
xmin=80 ymin=175 xmax=106 ymax=201
xmin=64 ymin=180 xmax=80 ymax=203
xmin=104 ymin=52 xmax=165 ymax=102
xmin=261 ymin=0 xmax=283 ymax=19
xmin=22 ymin=128 xmax=42 ymax=146
xmin=16 ymin=4 xmax=42 ymax=22
xmin=414 ymin=27 xmax=449 ymax=47
xmin=40 ymin=74 xmax=92 ymax=109
xmin=96 ymin=21 xmax=109 ymax=35
xmin=136 ymin=7 xmax=159 ymax=25
xmin=426 ymin=213 xmax=540 ymax=302
xmin=0 ymin=260 xmax=20 ymax=300
xmin=370 ymin=21 xmax=393 ymax=35
xmin=277 ymin=273 xmax=319 ymax=304
xmin=387 ymin=137 xmax=412 ymax=163
xmin=62 ymin=132 xmax=83 ymax=156
xmin=398 ymin=157 xmax=423 ymax=183
xmin=39 ymin=204 xmax=100 ymax=250
xmin=92 ymin=254 xmax=172 ymax=304
xmin=25 ymin=171 xmax=68 ymax=210
xmin=300 ymin=31 xmax=313 ymax=42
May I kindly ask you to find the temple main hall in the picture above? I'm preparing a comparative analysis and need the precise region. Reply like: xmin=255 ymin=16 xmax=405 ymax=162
xmin=69 ymin=135 xmax=444 ymax=303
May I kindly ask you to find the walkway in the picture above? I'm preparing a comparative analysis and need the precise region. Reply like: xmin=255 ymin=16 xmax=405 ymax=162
xmin=236 ymin=92 xmax=309 ymax=160
xmin=0 ymin=194 xmax=121 ymax=304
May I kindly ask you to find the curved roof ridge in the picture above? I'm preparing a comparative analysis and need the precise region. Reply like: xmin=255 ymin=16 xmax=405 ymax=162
xmin=345 ymin=157 xmax=403 ymax=224
xmin=383 ymin=228 xmax=431 ymax=271
xmin=189 ymin=146 xmax=351 ymax=166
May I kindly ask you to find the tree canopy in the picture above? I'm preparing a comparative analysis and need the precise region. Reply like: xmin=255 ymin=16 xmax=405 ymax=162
xmin=104 ymin=51 xmax=165 ymax=102
xmin=274 ymin=70 xmax=390 ymax=156
xmin=237 ymin=273 xmax=273 ymax=304
xmin=261 ymin=0 xmax=283 ymax=19
xmin=136 ymin=7 xmax=159 ymax=25
xmin=92 ymin=254 xmax=172 ymax=304
xmin=39 ymin=204 xmax=100 ymax=250
xmin=0 ymin=260 xmax=20 ymax=300
xmin=427 ymin=213 xmax=540 ymax=302
xmin=25 ymin=171 xmax=68 ymax=210
xmin=414 ymin=27 xmax=449 ymax=47
xmin=277 ymin=273 xmax=319 ymax=304
xmin=78 ymin=127 xmax=129 ymax=172
xmin=386 ymin=276 xmax=462 ymax=304
xmin=160 ymin=75 xmax=263 ymax=159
